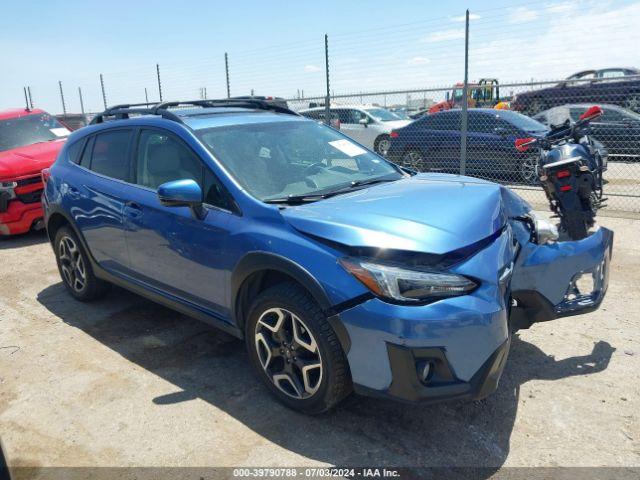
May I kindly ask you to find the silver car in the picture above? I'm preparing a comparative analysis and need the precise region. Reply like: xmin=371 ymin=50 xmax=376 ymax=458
xmin=300 ymin=105 xmax=411 ymax=156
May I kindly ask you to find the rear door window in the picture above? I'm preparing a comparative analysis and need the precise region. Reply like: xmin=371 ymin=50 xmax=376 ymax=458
xmin=66 ymin=138 xmax=86 ymax=164
xmin=79 ymin=136 xmax=94 ymax=168
xmin=90 ymin=130 xmax=133 ymax=181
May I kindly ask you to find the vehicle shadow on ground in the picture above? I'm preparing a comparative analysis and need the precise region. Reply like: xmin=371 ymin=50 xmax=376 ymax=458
xmin=37 ymin=283 xmax=615 ymax=472
xmin=0 ymin=230 xmax=47 ymax=250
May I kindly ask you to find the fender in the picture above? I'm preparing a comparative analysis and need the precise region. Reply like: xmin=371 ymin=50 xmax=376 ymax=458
xmin=230 ymin=251 xmax=352 ymax=352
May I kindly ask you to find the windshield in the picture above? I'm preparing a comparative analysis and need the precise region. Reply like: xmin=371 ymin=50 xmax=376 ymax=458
xmin=364 ymin=108 xmax=402 ymax=122
xmin=493 ymin=110 xmax=550 ymax=133
xmin=195 ymin=120 xmax=402 ymax=201
xmin=0 ymin=113 xmax=69 ymax=152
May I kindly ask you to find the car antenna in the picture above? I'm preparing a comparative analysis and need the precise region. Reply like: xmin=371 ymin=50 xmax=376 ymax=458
xmin=23 ymin=87 xmax=30 ymax=112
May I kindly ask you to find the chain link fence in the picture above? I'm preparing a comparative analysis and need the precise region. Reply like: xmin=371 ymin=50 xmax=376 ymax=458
xmin=287 ymin=76 xmax=640 ymax=213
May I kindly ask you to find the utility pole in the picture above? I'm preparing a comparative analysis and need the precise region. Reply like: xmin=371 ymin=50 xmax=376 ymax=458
xmin=58 ymin=81 xmax=67 ymax=115
xmin=78 ymin=87 xmax=85 ymax=115
xmin=460 ymin=9 xmax=470 ymax=175
xmin=145 ymin=87 xmax=149 ymax=103
xmin=156 ymin=64 xmax=163 ymax=102
xmin=23 ymin=87 xmax=30 ymax=110
xmin=100 ymin=74 xmax=107 ymax=109
xmin=27 ymin=87 xmax=34 ymax=109
xmin=324 ymin=34 xmax=330 ymax=125
xmin=225 ymin=52 xmax=231 ymax=98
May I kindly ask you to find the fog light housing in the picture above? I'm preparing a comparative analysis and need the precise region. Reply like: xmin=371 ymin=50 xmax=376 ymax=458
xmin=574 ymin=272 xmax=595 ymax=296
xmin=416 ymin=360 xmax=433 ymax=384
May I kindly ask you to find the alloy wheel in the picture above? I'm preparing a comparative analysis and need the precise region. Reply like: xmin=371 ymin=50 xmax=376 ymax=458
xmin=403 ymin=150 xmax=424 ymax=170
xmin=377 ymin=138 xmax=391 ymax=156
xmin=521 ymin=157 xmax=539 ymax=184
xmin=254 ymin=307 xmax=323 ymax=400
xmin=58 ymin=235 xmax=87 ymax=293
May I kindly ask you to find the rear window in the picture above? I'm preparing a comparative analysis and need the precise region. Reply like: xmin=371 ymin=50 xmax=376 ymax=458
xmin=90 ymin=130 xmax=132 ymax=181
xmin=66 ymin=139 xmax=86 ymax=164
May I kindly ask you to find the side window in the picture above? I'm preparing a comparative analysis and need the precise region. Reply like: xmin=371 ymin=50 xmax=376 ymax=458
xmin=135 ymin=130 xmax=203 ymax=191
xmin=350 ymin=110 xmax=367 ymax=123
xmin=333 ymin=109 xmax=352 ymax=124
xmin=90 ymin=130 xmax=132 ymax=181
xmin=66 ymin=138 xmax=86 ymax=164
xmin=599 ymin=69 xmax=625 ymax=79
xmin=79 ymin=136 xmax=94 ymax=168
xmin=203 ymin=168 xmax=234 ymax=211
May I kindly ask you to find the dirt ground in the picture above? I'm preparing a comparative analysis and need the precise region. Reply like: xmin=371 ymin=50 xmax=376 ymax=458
xmin=0 ymin=215 xmax=639 ymax=474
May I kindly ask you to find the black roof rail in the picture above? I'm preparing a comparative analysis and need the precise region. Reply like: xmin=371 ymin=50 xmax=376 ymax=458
xmin=90 ymin=98 xmax=298 ymax=126
xmin=152 ymin=98 xmax=298 ymax=116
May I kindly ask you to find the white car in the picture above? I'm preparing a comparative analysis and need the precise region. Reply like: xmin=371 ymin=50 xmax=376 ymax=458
xmin=300 ymin=105 xmax=412 ymax=156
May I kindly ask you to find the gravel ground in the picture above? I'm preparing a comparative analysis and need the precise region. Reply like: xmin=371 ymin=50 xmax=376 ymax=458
xmin=0 ymin=215 xmax=639 ymax=474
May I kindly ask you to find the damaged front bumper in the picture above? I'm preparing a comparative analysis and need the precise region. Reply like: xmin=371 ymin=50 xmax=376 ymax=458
xmin=337 ymin=223 xmax=613 ymax=404
xmin=510 ymin=223 xmax=613 ymax=329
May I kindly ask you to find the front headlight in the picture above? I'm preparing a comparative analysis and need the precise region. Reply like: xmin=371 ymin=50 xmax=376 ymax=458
xmin=0 ymin=181 xmax=17 ymax=200
xmin=339 ymin=257 xmax=477 ymax=303
xmin=528 ymin=211 xmax=558 ymax=244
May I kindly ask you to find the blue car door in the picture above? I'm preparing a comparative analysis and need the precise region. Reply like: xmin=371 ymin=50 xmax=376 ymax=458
xmin=123 ymin=128 xmax=234 ymax=317
xmin=68 ymin=129 xmax=133 ymax=274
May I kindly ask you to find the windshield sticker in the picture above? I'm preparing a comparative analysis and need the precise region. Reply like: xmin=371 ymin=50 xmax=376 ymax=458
xmin=50 ymin=127 xmax=71 ymax=137
xmin=329 ymin=139 xmax=367 ymax=157
xmin=259 ymin=147 xmax=271 ymax=158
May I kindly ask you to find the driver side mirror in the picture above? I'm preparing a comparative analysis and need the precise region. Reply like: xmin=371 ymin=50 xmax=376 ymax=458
xmin=359 ymin=117 xmax=370 ymax=127
xmin=157 ymin=179 xmax=206 ymax=219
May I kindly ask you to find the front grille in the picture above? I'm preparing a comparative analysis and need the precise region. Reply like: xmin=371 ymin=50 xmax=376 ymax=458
xmin=17 ymin=189 xmax=43 ymax=204
xmin=16 ymin=176 xmax=42 ymax=187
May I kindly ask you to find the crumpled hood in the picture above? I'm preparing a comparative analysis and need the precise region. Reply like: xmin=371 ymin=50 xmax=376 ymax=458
xmin=0 ymin=140 xmax=65 ymax=180
xmin=281 ymin=173 xmax=518 ymax=255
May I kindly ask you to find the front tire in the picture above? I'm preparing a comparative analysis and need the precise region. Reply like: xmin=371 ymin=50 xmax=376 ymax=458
xmin=562 ymin=215 xmax=589 ymax=240
xmin=246 ymin=282 xmax=352 ymax=414
xmin=54 ymin=226 xmax=109 ymax=301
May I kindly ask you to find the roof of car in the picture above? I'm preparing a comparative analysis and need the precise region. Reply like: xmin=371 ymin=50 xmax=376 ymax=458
xmin=88 ymin=100 xmax=305 ymax=130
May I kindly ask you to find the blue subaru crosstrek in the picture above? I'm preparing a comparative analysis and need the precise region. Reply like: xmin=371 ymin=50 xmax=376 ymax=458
xmin=42 ymin=100 xmax=613 ymax=414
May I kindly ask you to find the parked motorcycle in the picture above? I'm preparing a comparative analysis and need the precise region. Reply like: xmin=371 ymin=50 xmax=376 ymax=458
xmin=515 ymin=105 xmax=607 ymax=240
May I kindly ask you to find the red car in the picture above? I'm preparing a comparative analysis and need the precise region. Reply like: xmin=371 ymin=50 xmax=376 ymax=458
xmin=0 ymin=108 xmax=69 ymax=236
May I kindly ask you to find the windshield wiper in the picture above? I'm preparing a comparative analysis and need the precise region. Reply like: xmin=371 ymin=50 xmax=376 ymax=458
xmin=264 ymin=193 xmax=328 ymax=204
xmin=349 ymin=176 xmax=399 ymax=188
xmin=264 ymin=176 xmax=400 ymax=205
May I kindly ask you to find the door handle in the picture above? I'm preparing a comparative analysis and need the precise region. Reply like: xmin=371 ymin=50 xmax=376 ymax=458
xmin=124 ymin=202 xmax=142 ymax=218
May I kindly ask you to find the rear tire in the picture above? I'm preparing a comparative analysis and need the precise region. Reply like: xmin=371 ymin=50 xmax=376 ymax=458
xmin=402 ymin=148 xmax=425 ymax=171
xmin=562 ymin=215 xmax=589 ymax=240
xmin=245 ymin=282 xmax=352 ymax=414
xmin=54 ymin=226 xmax=110 ymax=301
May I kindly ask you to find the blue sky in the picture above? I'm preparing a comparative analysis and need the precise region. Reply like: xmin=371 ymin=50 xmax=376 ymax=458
xmin=2 ymin=0 xmax=638 ymax=113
